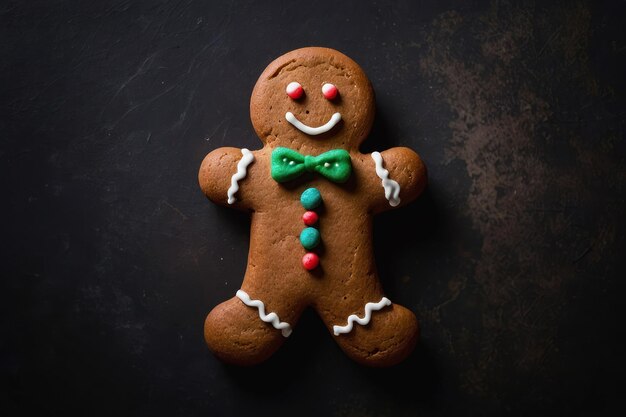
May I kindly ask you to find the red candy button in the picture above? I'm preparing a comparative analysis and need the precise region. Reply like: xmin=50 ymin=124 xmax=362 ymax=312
xmin=302 ymin=252 xmax=319 ymax=270
xmin=322 ymin=83 xmax=338 ymax=100
xmin=286 ymin=81 xmax=304 ymax=99
xmin=302 ymin=211 xmax=318 ymax=226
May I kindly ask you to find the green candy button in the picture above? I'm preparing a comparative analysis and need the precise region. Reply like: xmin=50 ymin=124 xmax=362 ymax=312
xmin=300 ymin=187 xmax=322 ymax=209
xmin=300 ymin=227 xmax=320 ymax=249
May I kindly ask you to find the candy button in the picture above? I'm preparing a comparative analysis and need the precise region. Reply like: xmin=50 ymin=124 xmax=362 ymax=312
xmin=300 ymin=227 xmax=320 ymax=249
xmin=302 ymin=211 xmax=318 ymax=226
xmin=300 ymin=187 xmax=322 ymax=210
xmin=322 ymin=83 xmax=338 ymax=100
xmin=286 ymin=81 xmax=304 ymax=99
xmin=302 ymin=252 xmax=319 ymax=270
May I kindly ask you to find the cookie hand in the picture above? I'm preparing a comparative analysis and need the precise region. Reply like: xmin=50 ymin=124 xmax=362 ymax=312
xmin=368 ymin=147 xmax=427 ymax=212
xmin=198 ymin=147 xmax=256 ymax=209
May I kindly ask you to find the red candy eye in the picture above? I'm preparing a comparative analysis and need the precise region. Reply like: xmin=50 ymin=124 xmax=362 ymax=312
xmin=286 ymin=81 xmax=304 ymax=99
xmin=322 ymin=83 xmax=338 ymax=100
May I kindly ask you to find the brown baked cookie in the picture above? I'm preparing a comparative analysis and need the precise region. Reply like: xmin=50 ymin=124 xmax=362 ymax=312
xmin=198 ymin=47 xmax=427 ymax=367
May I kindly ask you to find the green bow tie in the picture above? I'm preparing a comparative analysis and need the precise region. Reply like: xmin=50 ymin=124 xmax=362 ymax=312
xmin=271 ymin=147 xmax=352 ymax=183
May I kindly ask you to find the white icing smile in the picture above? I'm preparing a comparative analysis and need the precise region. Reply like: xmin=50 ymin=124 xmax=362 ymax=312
xmin=285 ymin=111 xmax=342 ymax=135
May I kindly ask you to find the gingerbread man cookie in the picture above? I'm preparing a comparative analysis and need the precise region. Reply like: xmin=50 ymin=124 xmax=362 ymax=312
xmin=199 ymin=47 xmax=427 ymax=366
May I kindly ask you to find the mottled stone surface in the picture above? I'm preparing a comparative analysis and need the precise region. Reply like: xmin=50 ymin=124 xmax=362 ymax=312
xmin=1 ymin=1 xmax=624 ymax=416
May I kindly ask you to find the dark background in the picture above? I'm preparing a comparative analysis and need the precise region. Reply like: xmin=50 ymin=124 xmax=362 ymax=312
xmin=2 ymin=0 xmax=625 ymax=416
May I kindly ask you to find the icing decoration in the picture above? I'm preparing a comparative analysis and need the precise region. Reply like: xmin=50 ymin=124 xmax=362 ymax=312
xmin=286 ymin=81 xmax=303 ymax=99
xmin=285 ymin=111 xmax=341 ymax=135
xmin=333 ymin=297 xmax=392 ymax=336
xmin=300 ymin=187 xmax=322 ymax=210
xmin=227 ymin=148 xmax=255 ymax=205
xmin=271 ymin=147 xmax=352 ymax=183
xmin=371 ymin=152 xmax=401 ymax=207
xmin=302 ymin=211 xmax=318 ymax=226
xmin=236 ymin=289 xmax=292 ymax=337
xmin=302 ymin=252 xmax=319 ymax=270
xmin=300 ymin=227 xmax=320 ymax=249
xmin=322 ymin=83 xmax=338 ymax=100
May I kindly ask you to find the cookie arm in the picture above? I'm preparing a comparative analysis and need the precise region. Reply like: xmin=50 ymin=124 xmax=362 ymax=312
xmin=367 ymin=147 xmax=427 ymax=213
xmin=198 ymin=147 xmax=257 ymax=210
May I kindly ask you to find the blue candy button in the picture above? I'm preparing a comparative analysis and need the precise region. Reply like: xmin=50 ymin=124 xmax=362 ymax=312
xmin=300 ymin=188 xmax=322 ymax=210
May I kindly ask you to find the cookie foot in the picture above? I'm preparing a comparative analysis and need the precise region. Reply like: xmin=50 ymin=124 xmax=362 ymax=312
xmin=204 ymin=296 xmax=287 ymax=365
xmin=332 ymin=303 xmax=419 ymax=367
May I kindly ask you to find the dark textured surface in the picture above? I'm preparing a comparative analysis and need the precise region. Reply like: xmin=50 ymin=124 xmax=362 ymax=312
xmin=1 ymin=0 xmax=625 ymax=415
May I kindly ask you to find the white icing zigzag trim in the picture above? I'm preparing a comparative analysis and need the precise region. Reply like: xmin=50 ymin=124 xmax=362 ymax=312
xmin=236 ymin=290 xmax=292 ymax=337
xmin=285 ymin=111 xmax=342 ymax=135
xmin=333 ymin=297 xmax=392 ymax=336
xmin=227 ymin=148 xmax=255 ymax=204
xmin=371 ymin=152 xmax=401 ymax=207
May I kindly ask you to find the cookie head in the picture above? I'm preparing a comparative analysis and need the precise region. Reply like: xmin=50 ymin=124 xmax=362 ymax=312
xmin=250 ymin=47 xmax=375 ymax=150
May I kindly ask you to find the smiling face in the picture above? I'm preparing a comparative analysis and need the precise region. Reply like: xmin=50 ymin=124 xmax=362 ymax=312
xmin=250 ymin=47 xmax=375 ymax=151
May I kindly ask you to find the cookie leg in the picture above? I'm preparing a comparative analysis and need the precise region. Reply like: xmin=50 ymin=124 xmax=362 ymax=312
xmin=316 ymin=297 xmax=419 ymax=367
xmin=204 ymin=290 xmax=295 ymax=365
